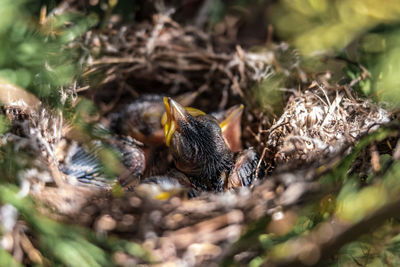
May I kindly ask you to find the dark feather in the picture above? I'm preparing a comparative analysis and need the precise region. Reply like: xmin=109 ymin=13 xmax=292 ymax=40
xmin=170 ymin=114 xmax=233 ymax=192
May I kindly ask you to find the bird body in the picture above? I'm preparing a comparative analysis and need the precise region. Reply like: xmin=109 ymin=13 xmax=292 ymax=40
xmin=59 ymin=135 xmax=145 ymax=187
xmin=169 ymin=114 xmax=234 ymax=191
xmin=163 ymin=97 xmax=265 ymax=193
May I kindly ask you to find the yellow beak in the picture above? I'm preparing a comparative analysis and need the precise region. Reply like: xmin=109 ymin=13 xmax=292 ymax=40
xmin=219 ymin=104 xmax=244 ymax=133
xmin=163 ymin=97 xmax=205 ymax=147
xmin=219 ymin=104 xmax=244 ymax=152
xmin=163 ymin=97 xmax=186 ymax=147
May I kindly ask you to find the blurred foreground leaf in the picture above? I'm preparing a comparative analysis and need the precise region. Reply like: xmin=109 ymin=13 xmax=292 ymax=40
xmin=272 ymin=0 xmax=400 ymax=56
xmin=272 ymin=0 xmax=400 ymax=107
xmin=0 ymin=0 xmax=97 ymax=108
xmin=0 ymin=185 xmax=153 ymax=266
xmin=0 ymin=249 xmax=22 ymax=267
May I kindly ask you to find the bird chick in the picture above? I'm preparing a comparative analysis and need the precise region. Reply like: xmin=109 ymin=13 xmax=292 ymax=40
xmin=109 ymin=92 xmax=199 ymax=147
xmin=60 ymin=135 xmax=145 ymax=187
xmin=108 ymin=93 xmax=199 ymax=177
xmin=164 ymin=97 xmax=233 ymax=192
xmin=163 ymin=97 xmax=265 ymax=192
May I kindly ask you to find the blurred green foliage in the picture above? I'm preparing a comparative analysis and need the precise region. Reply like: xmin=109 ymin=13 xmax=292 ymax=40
xmin=332 ymin=160 xmax=400 ymax=266
xmin=252 ymin=73 xmax=285 ymax=115
xmin=271 ymin=0 xmax=400 ymax=106
xmin=0 ymin=249 xmax=22 ymax=267
xmin=0 ymin=185 xmax=152 ymax=266
xmin=250 ymin=44 xmax=301 ymax=115
xmin=0 ymin=1 xmax=153 ymax=265
xmin=205 ymin=0 xmax=269 ymax=28
xmin=271 ymin=0 xmax=400 ymax=55
xmin=367 ymin=27 xmax=400 ymax=105
xmin=0 ymin=0 xmax=97 ymax=107
xmin=0 ymin=115 xmax=9 ymax=135
xmin=0 ymin=143 xmax=35 ymax=185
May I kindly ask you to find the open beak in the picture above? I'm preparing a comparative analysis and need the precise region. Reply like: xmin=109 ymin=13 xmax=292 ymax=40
xmin=163 ymin=97 xmax=187 ymax=147
xmin=161 ymin=92 xmax=200 ymax=127
xmin=163 ymin=97 xmax=206 ymax=147
xmin=219 ymin=104 xmax=244 ymax=152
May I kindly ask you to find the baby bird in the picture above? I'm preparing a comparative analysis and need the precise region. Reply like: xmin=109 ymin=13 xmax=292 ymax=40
xmin=163 ymin=97 xmax=265 ymax=192
xmin=59 ymin=133 xmax=145 ymax=187
xmin=109 ymin=92 xmax=199 ymax=147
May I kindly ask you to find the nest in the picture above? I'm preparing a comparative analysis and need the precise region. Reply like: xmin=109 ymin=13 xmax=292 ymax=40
xmin=0 ymin=11 xmax=394 ymax=267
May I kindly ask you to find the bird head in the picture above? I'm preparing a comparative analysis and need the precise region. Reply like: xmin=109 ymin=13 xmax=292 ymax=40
xmin=162 ymin=97 xmax=233 ymax=191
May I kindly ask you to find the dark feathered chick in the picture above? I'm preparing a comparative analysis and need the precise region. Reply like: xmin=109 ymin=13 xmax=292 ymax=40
xmin=164 ymin=97 xmax=233 ymax=192
xmin=164 ymin=97 xmax=265 ymax=192
xmin=109 ymin=92 xmax=198 ymax=147
xmin=60 ymin=135 xmax=145 ymax=187
xmin=108 ymin=92 xmax=199 ymax=180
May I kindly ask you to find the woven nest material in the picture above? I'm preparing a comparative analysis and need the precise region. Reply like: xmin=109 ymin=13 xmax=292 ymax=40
xmin=77 ymin=13 xmax=301 ymax=114
xmin=267 ymin=84 xmax=390 ymax=166
xmin=2 ymin=83 xmax=391 ymax=266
